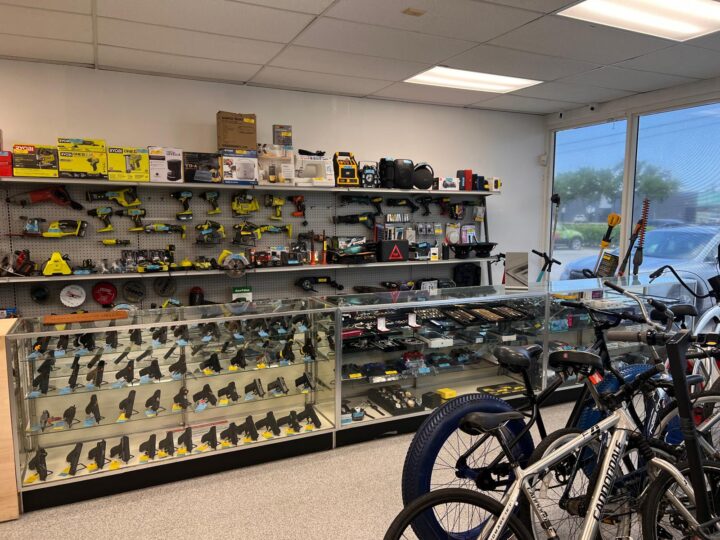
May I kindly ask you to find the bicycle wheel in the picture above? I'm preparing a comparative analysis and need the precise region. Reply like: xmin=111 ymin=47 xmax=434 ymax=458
xmin=384 ymin=488 xmax=533 ymax=540
xmin=654 ymin=391 xmax=720 ymax=458
xmin=642 ymin=460 xmax=720 ymax=539
xmin=401 ymin=393 xmax=533 ymax=504
xmin=524 ymin=428 xmax=677 ymax=539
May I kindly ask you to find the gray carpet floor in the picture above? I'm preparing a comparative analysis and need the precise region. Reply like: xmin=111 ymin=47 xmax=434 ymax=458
xmin=0 ymin=402 xmax=572 ymax=540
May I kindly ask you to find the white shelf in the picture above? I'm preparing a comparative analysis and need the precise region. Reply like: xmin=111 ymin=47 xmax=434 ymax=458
xmin=0 ymin=177 xmax=498 ymax=197
xmin=1 ymin=258 xmax=494 ymax=284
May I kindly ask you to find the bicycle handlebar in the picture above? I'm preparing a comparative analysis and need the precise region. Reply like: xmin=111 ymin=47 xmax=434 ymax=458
xmin=605 ymin=329 xmax=675 ymax=345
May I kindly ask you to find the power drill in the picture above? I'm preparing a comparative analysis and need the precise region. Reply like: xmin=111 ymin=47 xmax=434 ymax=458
xmin=87 ymin=156 xmax=100 ymax=172
xmin=170 ymin=191 xmax=193 ymax=221
xmin=115 ymin=208 xmax=146 ymax=232
xmin=287 ymin=195 xmax=307 ymax=226
xmin=200 ymin=191 xmax=221 ymax=215
xmin=87 ymin=207 xmax=114 ymax=233
xmin=264 ymin=194 xmax=284 ymax=221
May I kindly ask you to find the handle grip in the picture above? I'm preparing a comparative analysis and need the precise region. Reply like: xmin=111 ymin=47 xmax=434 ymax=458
xmin=606 ymin=329 xmax=645 ymax=343
xmin=603 ymin=281 xmax=626 ymax=294
xmin=560 ymin=301 xmax=585 ymax=309
xmin=648 ymin=298 xmax=668 ymax=313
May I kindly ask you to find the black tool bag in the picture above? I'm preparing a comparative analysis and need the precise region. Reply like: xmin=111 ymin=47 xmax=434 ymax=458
xmin=453 ymin=263 xmax=481 ymax=287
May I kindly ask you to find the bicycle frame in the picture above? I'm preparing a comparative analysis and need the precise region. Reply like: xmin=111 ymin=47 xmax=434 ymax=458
xmin=482 ymin=406 xmax=693 ymax=540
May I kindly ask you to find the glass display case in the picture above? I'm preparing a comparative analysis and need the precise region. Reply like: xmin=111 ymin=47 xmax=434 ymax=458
xmin=328 ymin=286 xmax=548 ymax=427
xmin=545 ymin=275 xmax=698 ymax=387
xmin=8 ymin=298 xmax=337 ymax=489
xmin=2 ymin=276 xmax=700 ymax=503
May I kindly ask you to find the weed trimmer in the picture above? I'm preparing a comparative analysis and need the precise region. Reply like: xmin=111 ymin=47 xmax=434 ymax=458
xmin=593 ymin=212 xmax=621 ymax=275
xmin=632 ymin=198 xmax=649 ymax=276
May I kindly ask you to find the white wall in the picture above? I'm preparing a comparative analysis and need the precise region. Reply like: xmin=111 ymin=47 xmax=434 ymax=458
xmin=0 ymin=59 xmax=547 ymax=274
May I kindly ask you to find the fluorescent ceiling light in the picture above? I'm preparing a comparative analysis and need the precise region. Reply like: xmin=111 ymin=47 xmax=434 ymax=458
xmin=404 ymin=66 xmax=541 ymax=93
xmin=558 ymin=0 xmax=720 ymax=41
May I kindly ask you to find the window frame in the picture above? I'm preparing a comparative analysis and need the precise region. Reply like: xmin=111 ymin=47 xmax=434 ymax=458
xmin=544 ymin=94 xmax=720 ymax=265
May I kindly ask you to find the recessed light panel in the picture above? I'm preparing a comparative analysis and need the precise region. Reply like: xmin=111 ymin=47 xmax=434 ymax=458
xmin=404 ymin=66 xmax=541 ymax=93
xmin=559 ymin=0 xmax=720 ymax=41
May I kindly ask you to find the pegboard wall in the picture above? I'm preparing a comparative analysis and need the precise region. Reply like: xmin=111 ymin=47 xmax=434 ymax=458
xmin=1 ymin=181 xmax=494 ymax=317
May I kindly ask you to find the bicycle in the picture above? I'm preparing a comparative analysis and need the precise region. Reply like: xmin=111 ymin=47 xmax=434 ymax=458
xmin=386 ymin=334 xmax=720 ymax=540
xmin=401 ymin=281 xmax=720 ymax=538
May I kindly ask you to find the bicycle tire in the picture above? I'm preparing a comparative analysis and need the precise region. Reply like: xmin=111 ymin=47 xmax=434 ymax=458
xmin=401 ymin=393 xmax=533 ymax=503
xmin=653 ymin=391 xmax=720 ymax=451
xmin=641 ymin=460 xmax=720 ymax=539
xmin=384 ymin=487 xmax=533 ymax=540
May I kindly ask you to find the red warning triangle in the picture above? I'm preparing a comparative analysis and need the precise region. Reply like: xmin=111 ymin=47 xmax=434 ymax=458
xmin=388 ymin=244 xmax=404 ymax=261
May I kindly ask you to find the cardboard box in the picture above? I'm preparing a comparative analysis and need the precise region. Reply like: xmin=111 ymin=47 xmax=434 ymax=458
xmin=12 ymin=144 xmax=58 ymax=177
xmin=221 ymin=148 xmax=258 ymax=185
xmin=107 ymin=147 xmax=149 ymax=181
xmin=148 ymin=146 xmax=183 ymax=183
xmin=217 ymin=111 xmax=257 ymax=151
xmin=273 ymin=124 xmax=292 ymax=146
xmin=0 ymin=151 xmax=12 ymax=176
xmin=184 ymin=152 xmax=221 ymax=183
xmin=258 ymin=144 xmax=294 ymax=185
xmin=438 ymin=177 xmax=460 ymax=191
xmin=57 ymin=138 xmax=108 ymax=178
xmin=293 ymin=153 xmax=334 ymax=187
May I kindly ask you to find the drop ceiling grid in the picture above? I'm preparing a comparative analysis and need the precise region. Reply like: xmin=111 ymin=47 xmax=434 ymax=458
xmin=0 ymin=0 xmax=719 ymax=113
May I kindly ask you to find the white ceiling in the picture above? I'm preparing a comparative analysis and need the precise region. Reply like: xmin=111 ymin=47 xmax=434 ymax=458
xmin=1 ymin=0 xmax=720 ymax=115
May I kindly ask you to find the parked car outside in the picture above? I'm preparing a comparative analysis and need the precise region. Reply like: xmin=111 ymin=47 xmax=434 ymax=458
xmin=554 ymin=224 xmax=584 ymax=250
xmin=573 ymin=214 xmax=588 ymax=223
xmin=560 ymin=226 xmax=720 ymax=307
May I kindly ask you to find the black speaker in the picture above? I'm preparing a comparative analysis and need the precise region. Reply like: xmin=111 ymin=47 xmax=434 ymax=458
xmin=394 ymin=159 xmax=414 ymax=189
xmin=412 ymin=162 xmax=434 ymax=190
xmin=379 ymin=158 xmax=395 ymax=188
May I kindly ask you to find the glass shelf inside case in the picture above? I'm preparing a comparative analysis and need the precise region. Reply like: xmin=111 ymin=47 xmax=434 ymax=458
xmin=329 ymin=287 xmax=547 ymax=427
xmin=8 ymin=298 xmax=337 ymax=489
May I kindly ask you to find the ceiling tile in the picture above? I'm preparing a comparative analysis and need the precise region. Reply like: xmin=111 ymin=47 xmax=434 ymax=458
xmin=325 ymin=0 xmax=539 ymax=42
xmin=0 ymin=4 xmax=91 ymax=42
xmin=470 ymin=94 xmax=577 ymax=113
xmin=445 ymin=44 xmax=598 ymax=81
xmin=97 ymin=0 xmax=312 ymax=43
xmin=481 ymin=0 xmax=578 ymax=13
xmin=294 ymin=17 xmax=475 ymax=63
xmin=0 ymin=0 xmax=90 ymax=13
xmin=229 ymin=0 xmax=334 ymax=14
xmin=615 ymin=45 xmax=720 ymax=80
xmin=250 ymin=66 xmax=393 ymax=96
xmin=98 ymin=45 xmax=262 ymax=82
xmin=514 ymin=81 xmax=633 ymax=103
xmin=0 ymin=33 xmax=93 ymax=63
xmin=371 ymin=82 xmax=497 ymax=105
xmin=557 ymin=66 xmax=697 ymax=92
xmin=490 ymin=15 xmax=671 ymax=64
xmin=97 ymin=18 xmax=283 ymax=64
xmin=270 ymin=45 xmax=429 ymax=81
xmin=684 ymin=31 xmax=720 ymax=53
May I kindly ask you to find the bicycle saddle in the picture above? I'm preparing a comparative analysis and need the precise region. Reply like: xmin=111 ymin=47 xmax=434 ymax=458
xmin=459 ymin=411 xmax=525 ymax=435
xmin=493 ymin=345 xmax=542 ymax=373
xmin=548 ymin=349 xmax=603 ymax=373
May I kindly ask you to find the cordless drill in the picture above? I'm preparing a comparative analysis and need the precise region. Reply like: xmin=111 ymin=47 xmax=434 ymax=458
xmin=115 ymin=208 xmax=146 ymax=232
xmin=200 ymin=191 xmax=221 ymax=215
xmin=170 ymin=191 xmax=193 ymax=221
xmin=264 ymin=194 xmax=284 ymax=221
xmin=288 ymin=195 xmax=307 ymax=226
xmin=87 ymin=207 xmax=113 ymax=233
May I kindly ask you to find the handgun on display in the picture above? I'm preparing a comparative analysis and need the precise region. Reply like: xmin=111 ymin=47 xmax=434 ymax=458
xmin=255 ymin=411 xmax=281 ymax=437
xmin=110 ymin=435 xmax=132 ymax=463
xmin=218 ymin=381 xmax=239 ymax=403
xmin=193 ymin=384 xmax=217 ymax=407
